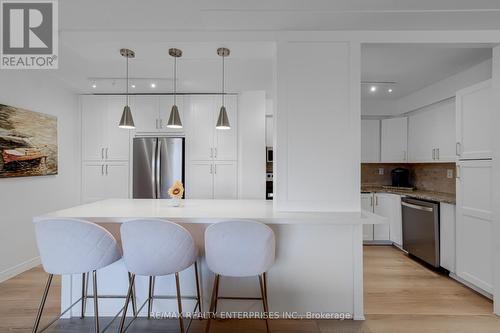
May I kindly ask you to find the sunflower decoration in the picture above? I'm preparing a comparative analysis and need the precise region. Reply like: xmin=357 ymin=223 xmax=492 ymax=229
xmin=168 ymin=181 xmax=184 ymax=199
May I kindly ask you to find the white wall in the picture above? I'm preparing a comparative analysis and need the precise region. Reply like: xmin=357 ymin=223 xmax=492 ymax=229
xmin=238 ymin=91 xmax=266 ymax=199
xmin=0 ymin=72 xmax=79 ymax=282
xmin=362 ymin=59 xmax=492 ymax=116
xmin=275 ymin=41 xmax=360 ymax=212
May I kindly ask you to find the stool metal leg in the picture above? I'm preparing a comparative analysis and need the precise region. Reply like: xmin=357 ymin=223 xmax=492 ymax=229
xmin=128 ymin=272 xmax=137 ymax=317
xmin=205 ymin=274 xmax=219 ymax=333
xmin=259 ymin=274 xmax=270 ymax=333
xmin=32 ymin=274 xmax=53 ymax=333
xmin=194 ymin=262 xmax=202 ymax=314
xmin=175 ymin=272 xmax=185 ymax=333
xmin=92 ymin=270 xmax=99 ymax=333
xmin=147 ymin=276 xmax=154 ymax=319
xmin=81 ymin=272 xmax=88 ymax=318
xmin=213 ymin=274 xmax=220 ymax=314
xmin=119 ymin=273 xmax=135 ymax=333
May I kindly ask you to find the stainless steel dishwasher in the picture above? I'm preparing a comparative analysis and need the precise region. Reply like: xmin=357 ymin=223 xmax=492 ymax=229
xmin=401 ymin=197 xmax=440 ymax=267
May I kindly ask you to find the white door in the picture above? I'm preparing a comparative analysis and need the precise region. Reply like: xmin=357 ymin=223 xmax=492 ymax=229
xmin=456 ymin=80 xmax=493 ymax=160
xmin=82 ymin=162 xmax=105 ymax=203
xmin=213 ymin=161 xmax=238 ymax=199
xmin=373 ymin=193 xmax=391 ymax=241
xmin=129 ymin=96 xmax=160 ymax=133
xmin=361 ymin=119 xmax=380 ymax=163
xmin=104 ymin=163 xmax=130 ymax=198
xmin=187 ymin=161 xmax=213 ymax=199
xmin=214 ymin=95 xmax=238 ymax=161
xmin=456 ymin=159 xmax=493 ymax=293
xmin=81 ymin=96 xmax=106 ymax=161
xmin=159 ymin=95 xmax=185 ymax=133
xmin=434 ymin=101 xmax=456 ymax=162
xmin=188 ymin=96 xmax=215 ymax=161
xmin=106 ymin=96 xmax=131 ymax=161
xmin=381 ymin=117 xmax=408 ymax=162
xmin=361 ymin=193 xmax=374 ymax=241
xmin=408 ymin=110 xmax=436 ymax=162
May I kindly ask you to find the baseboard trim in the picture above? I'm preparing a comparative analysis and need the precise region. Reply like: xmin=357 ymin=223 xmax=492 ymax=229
xmin=0 ymin=257 xmax=41 ymax=283
xmin=449 ymin=272 xmax=493 ymax=300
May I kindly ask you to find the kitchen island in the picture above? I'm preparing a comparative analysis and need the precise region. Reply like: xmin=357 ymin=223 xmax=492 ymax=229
xmin=35 ymin=199 xmax=386 ymax=320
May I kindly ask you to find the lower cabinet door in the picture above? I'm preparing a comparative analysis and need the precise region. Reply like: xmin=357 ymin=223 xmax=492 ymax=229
xmin=213 ymin=161 xmax=238 ymax=199
xmin=389 ymin=194 xmax=402 ymax=246
xmin=373 ymin=193 xmax=392 ymax=241
xmin=440 ymin=203 xmax=456 ymax=273
xmin=187 ymin=161 xmax=214 ymax=199
xmin=104 ymin=163 xmax=130 ymax=198
xmin=361 ymin=193 xmax=374 ymax=241
xmin=82 ymin=162 xmax=105 ymax=203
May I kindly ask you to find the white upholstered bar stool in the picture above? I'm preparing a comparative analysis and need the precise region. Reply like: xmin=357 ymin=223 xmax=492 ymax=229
xmin=119 ymin=219 xmax=202 ymax=333
xmin=33 ymin=218 xmax=123 ymax=333
xmin=204 ymin=220 xmax=275 ymax=333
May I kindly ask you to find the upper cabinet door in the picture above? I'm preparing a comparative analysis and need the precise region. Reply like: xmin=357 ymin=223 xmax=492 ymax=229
xmin=106 ymin=96 xmax=130 ymax=161
xmin=361 ymin=119 xmax=380 ymax=163
xmin=187 ymin=95 xmax=215 ymax=161
xmin=408 ymin=109 xmax=438 ymax=162
xmin=381 ymin=117 xmax=408 ymax=163
xmin=214 ymin=95 xmax=238 ymax=160
xmin=129 ymin=96 xmax=160 ymax=133
xmin=433 ymin=100 xmax=456 ymax=162
xmin=213 ymin=161 xmax=238 ymax=199
xmin=159 ymin=95 xmax=185 ymax=133
xmin=82 ymin=95 xmax=107 ymax=161
xmin=456 ymin=80 xmax=492 ymax=160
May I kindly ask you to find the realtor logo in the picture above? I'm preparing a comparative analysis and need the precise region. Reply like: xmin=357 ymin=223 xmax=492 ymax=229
xmin=1 ymin=0 xmax=58 ymax=69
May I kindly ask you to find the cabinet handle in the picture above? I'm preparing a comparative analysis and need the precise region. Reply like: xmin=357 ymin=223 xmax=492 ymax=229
xmin=456 ymin=142 xmax=461 ymax=156
xmin=436 ymin=148 xmax=439 ymax=160
xmin=101 ymin=148 xmax=104 ymax=160
xmin=210 ymin=148 xmax=213 ymax=159
xmin=105 ymin=148 xmax=108 ymax=159
xmin=432 ymin=148 xmax=435 ymax=160
xmin=210 ymin=164 xmax=213 ymax=174
xmin=214 ymin=164 xmax=217 ymax=174
xmin=101 ymin=164 xmax=104 ymax=175
xmin=214 ymin=148 xmax=218 ymax=159
xmin=375 ymin=196 xmax=378 ymax=206
xmin=370 ymin=196 xmax=373 ymax=207
xmin=155 ymin=119 xmax=158 ymax=129
xmin=159 ymin=119 xmax=163 ymax=129
xmin=456 ymin=165 xmax=461 ymax=179
xmin=105 ymin=164 xmax=108 ymax=175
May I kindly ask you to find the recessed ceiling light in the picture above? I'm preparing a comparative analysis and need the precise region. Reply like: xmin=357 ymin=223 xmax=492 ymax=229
xmin=370 ymin=86 xmax=377 ymax=92
xmin=131 ymin=84 xmax=136 ymax=88
xmin=388 ymin=88 xmax=393 ymax=93
xmin=150 ymin=83 xmax=156 ymax=88
xmin=91 ymin=83 xmax=97 ymax=89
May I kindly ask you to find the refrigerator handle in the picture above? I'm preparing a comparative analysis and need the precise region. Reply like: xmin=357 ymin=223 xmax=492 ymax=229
xmin=150 ymin=140 xmax=157 ymax=198
xmin=156 ymin=139 xmax=161 ymax=198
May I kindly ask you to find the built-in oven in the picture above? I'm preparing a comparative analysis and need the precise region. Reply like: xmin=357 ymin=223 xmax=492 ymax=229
xmin=402 ymin=197 xmax=440 ymax=267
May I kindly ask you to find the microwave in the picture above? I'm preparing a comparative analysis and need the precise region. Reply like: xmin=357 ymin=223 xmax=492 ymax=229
xmin=266 ymin=147 xmax=273 ymax=162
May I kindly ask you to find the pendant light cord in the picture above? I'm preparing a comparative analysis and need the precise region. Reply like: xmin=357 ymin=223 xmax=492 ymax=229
xmin=126 ymin=55 xmax=129 ymax=106
xmin=222 ymin=54 xmax=225 ymax=107
xmin=174 ymin=56 xmax=177 ymax=105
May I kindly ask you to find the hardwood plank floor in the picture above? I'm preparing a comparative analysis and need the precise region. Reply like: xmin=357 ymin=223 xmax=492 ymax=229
xmin=1 ymin=245 xmax=498 ymax=332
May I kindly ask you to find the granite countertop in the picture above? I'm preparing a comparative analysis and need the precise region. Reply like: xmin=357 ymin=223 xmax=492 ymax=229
xmin=361 ymin=185 xmax=456 ymax=204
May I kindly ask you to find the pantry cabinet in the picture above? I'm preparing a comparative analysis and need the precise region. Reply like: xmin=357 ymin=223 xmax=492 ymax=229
xmin=81 ymin=95 xmax=130 ymax=161
xmin=186 ymin=160 xmax=237 ymax=199
xmin=456 ymin=80 xmax=493 ymax=160
xmin=381 ymin=117 xmax=407 ymax=162
xmin=361 ymin=119 xmax=380 ymax=162
xmin=82 ymin=162 xmax=129 ymax=203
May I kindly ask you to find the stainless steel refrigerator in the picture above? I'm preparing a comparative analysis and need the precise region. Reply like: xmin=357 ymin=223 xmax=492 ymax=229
xmin=133 ymin=137 xmax=185 ymax=199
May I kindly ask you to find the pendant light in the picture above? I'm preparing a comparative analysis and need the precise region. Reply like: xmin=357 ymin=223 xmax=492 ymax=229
xmin=119 ymin=48 xmax=135 ymax=129
xmin=167 ymin=48 xmax=183 ymax=128
xmin=216 ymin=47 xmax=231 ymax=130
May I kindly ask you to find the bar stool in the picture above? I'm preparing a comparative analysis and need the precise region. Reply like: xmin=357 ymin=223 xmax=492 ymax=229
xmin=33 ymin=218 xmax=126 ymax=333
xmin=204 ymin=220 xmax=275 ymax=333
xmin=119 ymin=219 xmax=202 ymax=333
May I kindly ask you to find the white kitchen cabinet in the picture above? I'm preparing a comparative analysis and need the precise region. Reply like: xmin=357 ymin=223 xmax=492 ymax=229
xmin=440 ymin=203 xmax=456 ymax=273
xmin=82 ymin=162 xmax=129 ymax=203
xmin=213 ymin=161 xmax=238 ymax=199
xmin=381 ymin=117 xmax=407 ymax=162
xmin=81 ymin=95 xmax=130 ymax=162
xmin=456 ymin=159 xmax=493 ymax=294
xmin=456 ymin=80 xmax=493 ymax=160
xmin=188 ymin=95 xmax=238 ymax=161
xmin=408 ymin=100 xmax=455 ymax=163
xmin=361 ymin=193 xmax=374 ymax=241
xmin=129 ymin=95 xmax=186 ymax=133
xmin=373 ymin=193 xmax=392 ymax=241
xmin=186 ymin=160 xmax=237 ymax=199
xmin=361 ymin=119 xmax=380 ymax=162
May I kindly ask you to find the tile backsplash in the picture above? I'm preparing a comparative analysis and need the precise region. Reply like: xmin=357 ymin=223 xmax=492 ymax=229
xmin=361 ymin=163 xmax=456 ymax=195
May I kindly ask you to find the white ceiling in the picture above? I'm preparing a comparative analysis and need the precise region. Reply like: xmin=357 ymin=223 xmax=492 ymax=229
xmin=59 ymin=0 xmax=500 ymax=31
xmin=361 ymin=44 xmax=492 ymax=100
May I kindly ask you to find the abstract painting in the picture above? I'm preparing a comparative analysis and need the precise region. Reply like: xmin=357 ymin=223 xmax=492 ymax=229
xmin=0 ymin=104 xmax=57 ymax=178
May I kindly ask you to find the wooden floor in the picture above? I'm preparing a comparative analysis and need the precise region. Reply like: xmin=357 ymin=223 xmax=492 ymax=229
xmin=1 ymin=245 xmax=498 ymax=332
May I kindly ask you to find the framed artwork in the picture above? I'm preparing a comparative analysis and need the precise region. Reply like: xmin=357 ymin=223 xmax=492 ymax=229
xmin=0 ymin=104 xmax=58 ymax=178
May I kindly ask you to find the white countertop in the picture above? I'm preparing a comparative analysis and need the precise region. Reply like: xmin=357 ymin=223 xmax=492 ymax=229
xmin=35 ymin=199 xmax=387 ymax=225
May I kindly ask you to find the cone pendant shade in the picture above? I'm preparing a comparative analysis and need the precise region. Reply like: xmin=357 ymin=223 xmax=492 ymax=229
xmin=119 ymin=105 xmax=135 ymax=129
xmin=216 ymin=106 xmax=230 ymax=130
xmin=167 ymin=104 xmax=183 ymax=128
